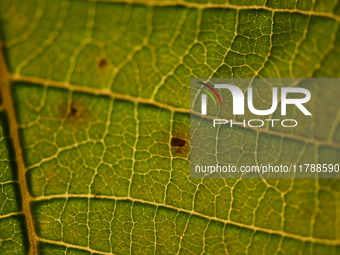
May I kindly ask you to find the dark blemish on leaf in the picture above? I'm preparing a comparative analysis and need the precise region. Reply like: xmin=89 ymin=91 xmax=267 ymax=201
xmin=170 ymin=135 xmax=190 ymax=158
xmin=98 ymin=58 xmax=108 ymax=69
xmin=170 ymin=116 xmax=190 ymax=158
xmin=66 ymin=102 xmax=83 ymax=120
xmin=68 ymin=106 xmax=78 ymax=118
xmin=171 ymin=137 xmax=186 ymax=147
xmin=48 ymin=173 xmax=56 ymax=179
xmin=59 ymin=99 xmax=89 ymax=129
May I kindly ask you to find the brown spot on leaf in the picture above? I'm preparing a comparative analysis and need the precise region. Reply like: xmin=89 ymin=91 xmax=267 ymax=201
xmin=171 ymin=135 xmax=190 ymax=158
xmin=68 ymin=106 xmax=78 ymax=118
xmin=48 ymin=173 xmax=56 ymax=179
xmin=171 ymin=137 xmax=186 ymax=147
xmin=98 ymin=58 xmax=108 ymax=69
xmin=170 ymin=117 xmax=190 ymax=158
xmin=59 ymin=100 xmax=89 ymax=130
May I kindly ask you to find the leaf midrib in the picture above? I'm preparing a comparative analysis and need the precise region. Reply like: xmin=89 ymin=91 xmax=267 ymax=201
xmin=0 ymin=41 xmax=38 ymax=255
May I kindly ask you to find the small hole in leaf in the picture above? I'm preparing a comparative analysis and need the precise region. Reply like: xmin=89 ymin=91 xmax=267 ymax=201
xmin=171 ymin=137 xmax=186 ymax=147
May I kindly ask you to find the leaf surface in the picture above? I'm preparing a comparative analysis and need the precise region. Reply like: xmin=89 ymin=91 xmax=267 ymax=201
xmin=0 ymin=0 xmax=340 ymax=254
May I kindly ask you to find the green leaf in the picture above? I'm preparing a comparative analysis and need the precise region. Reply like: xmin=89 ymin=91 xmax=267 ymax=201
xmin=0 ymin=0 xmax=340 ymax=254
